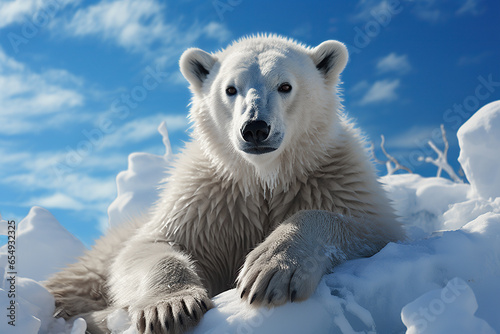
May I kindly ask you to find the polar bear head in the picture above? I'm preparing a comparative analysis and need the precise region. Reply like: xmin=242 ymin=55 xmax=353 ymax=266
xmin=180 ymin=35 xmax=348 ymax=185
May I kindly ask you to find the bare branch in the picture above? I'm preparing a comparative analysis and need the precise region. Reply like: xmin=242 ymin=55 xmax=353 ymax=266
xmin=373 ymin=135 xmax=412 ymax=175
xmin=369 ymin=142 xmax=386 ymax=165
xmin=418 ymin=124 xmax=462 ymax=183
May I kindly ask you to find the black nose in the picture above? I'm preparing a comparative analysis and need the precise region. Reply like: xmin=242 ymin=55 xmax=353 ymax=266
xmin=241 ymin=120 xmax=270 ymax=144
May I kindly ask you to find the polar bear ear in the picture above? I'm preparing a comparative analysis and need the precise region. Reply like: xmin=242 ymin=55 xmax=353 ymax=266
xmin=309 ymin=40 xmax=348 ymax=84
xmin=180 ymin=48 xmax=217 ymax=90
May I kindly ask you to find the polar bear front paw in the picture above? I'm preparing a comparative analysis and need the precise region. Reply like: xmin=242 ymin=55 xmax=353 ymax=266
xmin=236 ymin=236 xmax=328 ymax=307
xmin=130 ymin=287 xmax=213 ymax=334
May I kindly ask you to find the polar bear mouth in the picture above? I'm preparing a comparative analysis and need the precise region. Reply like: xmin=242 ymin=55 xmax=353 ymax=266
xmin=241 ymin=146 xmax=278 ymax=155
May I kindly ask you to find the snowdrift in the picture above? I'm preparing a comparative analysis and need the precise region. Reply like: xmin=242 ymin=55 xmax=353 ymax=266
xmin=1 ymin=102 xmax=500 ymax=334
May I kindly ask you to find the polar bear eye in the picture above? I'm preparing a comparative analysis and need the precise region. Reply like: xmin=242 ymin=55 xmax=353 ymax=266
xmin=278 ymin=83 xmax=292 ymax=93
xmin=226 ymin=86 xmax=237 ymax=96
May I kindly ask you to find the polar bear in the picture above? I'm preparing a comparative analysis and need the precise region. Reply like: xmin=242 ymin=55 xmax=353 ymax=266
xmin=45 ymin=35 xmax=404 ymax=334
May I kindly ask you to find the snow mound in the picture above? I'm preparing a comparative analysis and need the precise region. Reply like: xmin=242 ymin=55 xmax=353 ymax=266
xmin=107 ymin=122 xmax=172 ymax=228
xmin=381 ymin=174 xmax=470 ymax=239
xmin=442 ymin=197 xmax=500 ymax=230
xmin=0 ymin=207 xmax=86 ymax=334
xmin=191 ymin=280 xmax=376 ymax=334
xmin=106 ymin=309 xmax=135 ymax=334
xmin=0 ymin=277 xmax=56 ymax=334
xmin=458 ymin=100 xmax=500 ymax=199
xmin=0 ymin=206 xmax=85 ymax=281
xmin=326 ymin=212 xmax=500 ymax=333
xmin=402 ymin=277 xmax=495 ymax=334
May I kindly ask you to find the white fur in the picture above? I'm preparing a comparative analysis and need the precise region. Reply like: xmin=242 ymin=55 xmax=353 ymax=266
xmin=45 ymin=35 xmax=404 ymax=334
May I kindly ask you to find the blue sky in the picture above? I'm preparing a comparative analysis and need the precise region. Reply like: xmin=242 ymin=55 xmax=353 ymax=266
xmin=1 ymin=0 xmax=499 ymax=246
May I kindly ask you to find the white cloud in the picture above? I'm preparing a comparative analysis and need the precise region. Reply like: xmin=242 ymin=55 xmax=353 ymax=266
xmin=402 ymin=0 xmax=442 ymax=23
xmin=0 ymin=47 xmax=24 ymax=71
xmin=383 ymin=125 xmax=440 ymax=149
xmin=167 ymin=71 xmax=188 ymax=86
xmin=2 ymin=152 xmax=117 ymax=213
xmin=413 ymin=8 xmax=440 ymax=22
xmin=66 ymin=0 xmax=168 ymax=52
xmin=456 ymin=0 xmax=483 ymax=16
xmin=1 ymin=0 xmax=231 ymax=67
xmin=0 ymin=146 xmax=118 ymax=217
xmin=457 ymin=52 xmax=490 ymax=66
xmin=162 ymin=114 xmax=191 ymax=132
xmin=64 ymin=174 xmax=117 ymax=203
xmin=352 ymin=0 xmax=394 ymax=22
xmin=203 ymin=21 xmax=231 ymax=43
xmin=376 ymin=53 xmax=411 ymax=74
xmin=350 ymin=80 xmax=370 ymax=94
xmin=0 ymin=0 xmax=48 ymax=28
xmin=60 ymin=0 xmax=231 ymax=61
xmin=291 ymin=23 xmax=313 ymax=38
xmin=0 ymin=148 xmax=114 ymax=193
xmin=360 ymin=79 xmax=400 ymax=105
xmin=353 ymin=0 xmax=475 ymax=24
xmin=26 ymin=192 xmax=85 ymax=211
xmin=352 ymin=0 xmax=446 ymax=23
xmin=0 ymin=0 xmax=76 ymax=29
xmin=0 ymin=46 xmax=85 ymax=134
xmin=0 ymin=111 xmax=182 ymax=222
xmin=100 ymin=113 xmax=189 ymax=149
xmin=406 ymin=0 xmax=484 ymax=22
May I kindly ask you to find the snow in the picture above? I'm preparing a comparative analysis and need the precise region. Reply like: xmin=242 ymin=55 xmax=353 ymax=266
xmin=458 ymin=100 xmax=500 ymax=199
xmin=106 ymin=309 xmax=134 ymax=334
xmin=0 ymin=206 xmax=85 ymax=282
xmin=107 ymin=121 xmax=172 ymax=227
xmin=1 ymin=101 xmax=500 ymax=334
xmin=380 ymin=174 xmax=470 ymax=239
xmin=401 ymin=277 xmax=495 ymax=334
xmin=323 ymin=211 xmax=500 ymax=333
xmin=0 ymin=277 xmax=55 ymax=334
xmin=0 ymin=207 xmax=85 ymax=334
xmin=189 ymin=280 xmax=378 ymax=334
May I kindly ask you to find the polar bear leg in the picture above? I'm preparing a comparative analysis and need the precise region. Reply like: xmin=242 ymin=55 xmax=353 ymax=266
xmin=109 ymin=238 xmax=213 ymax=334
xmin=237 ymin=210 xmax=390 ymax=307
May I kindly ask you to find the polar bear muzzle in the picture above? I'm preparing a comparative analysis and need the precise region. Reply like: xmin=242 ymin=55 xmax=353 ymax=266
xmin=239 ymin=120 xmax=277 ymax=155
